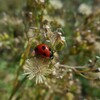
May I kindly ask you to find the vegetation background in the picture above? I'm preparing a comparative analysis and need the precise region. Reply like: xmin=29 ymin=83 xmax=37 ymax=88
xmin=0 ymin=0 xmax=100 ymax=100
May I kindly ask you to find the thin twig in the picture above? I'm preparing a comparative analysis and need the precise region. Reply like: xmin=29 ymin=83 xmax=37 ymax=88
xmin=59 ymin=64 xmax=87 ymax=69
xmin=73 ymin=68 xmax=97 ymax=80
xmin=9 ymin=40 xmax=32 ymax=100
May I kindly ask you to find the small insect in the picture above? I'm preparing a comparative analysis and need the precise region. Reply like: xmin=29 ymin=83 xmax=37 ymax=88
xmin=34 ymin=44 xmax=53 ymax=58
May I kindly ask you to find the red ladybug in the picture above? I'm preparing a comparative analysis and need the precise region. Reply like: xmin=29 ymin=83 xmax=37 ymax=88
xmin=34 ymin=44 xmax=53 ymax=58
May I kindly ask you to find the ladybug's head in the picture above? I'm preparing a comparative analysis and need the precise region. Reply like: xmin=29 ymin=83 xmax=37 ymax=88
xmin=50 ymin=50 xmax=54 ymax=59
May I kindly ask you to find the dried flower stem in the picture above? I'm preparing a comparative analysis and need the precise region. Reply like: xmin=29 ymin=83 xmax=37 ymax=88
xmin=73 ymin=68 xmax=98 ymax=80
xmin=58 ymin=63 xmax=99 ymax=80
xmin=59 ymin=64 xmax=87 ymax=69
xmin=9 ymin=40 xmax=32 ymax=100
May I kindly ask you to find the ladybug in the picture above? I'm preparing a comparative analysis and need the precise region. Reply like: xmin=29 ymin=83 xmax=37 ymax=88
xmin=34 ymin=44 xmax=53 ymax=58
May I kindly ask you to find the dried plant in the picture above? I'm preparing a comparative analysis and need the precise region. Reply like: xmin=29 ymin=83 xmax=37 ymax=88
xmin=0 ymin=0 xmax=99 ymax=100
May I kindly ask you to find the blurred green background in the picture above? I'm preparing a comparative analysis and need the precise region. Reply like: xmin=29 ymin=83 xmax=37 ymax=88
xmin=0 ymin=0 xmax=100 ymax=100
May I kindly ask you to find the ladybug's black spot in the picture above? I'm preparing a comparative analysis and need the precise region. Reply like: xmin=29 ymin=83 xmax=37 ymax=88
xmin=43 ymin=53 xmax=46 ymax=56
xmin=35 ymin=47 xmax=38 ymax=51
xmin=42 ymin=46 xmax=45 ymax=50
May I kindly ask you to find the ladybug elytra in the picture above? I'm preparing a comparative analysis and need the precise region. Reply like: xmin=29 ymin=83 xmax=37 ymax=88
xmin=34 ymin=44 xmax=53 ymax=58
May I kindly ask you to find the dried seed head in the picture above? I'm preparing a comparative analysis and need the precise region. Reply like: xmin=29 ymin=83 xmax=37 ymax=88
xmin=23 ymin=57 xmax=52 ymax=84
